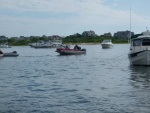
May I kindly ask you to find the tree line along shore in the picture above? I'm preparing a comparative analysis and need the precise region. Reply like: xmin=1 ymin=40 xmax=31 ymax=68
xmin=0 ymin=30 xmax=132 ymax=46
xmin=0 ymin=35 xmax=129 ymax=46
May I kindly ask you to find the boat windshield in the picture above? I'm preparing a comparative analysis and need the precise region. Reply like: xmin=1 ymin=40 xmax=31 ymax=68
xmin=103 ymin=40 xmax=111 ymax=42
xmin=142 ymin=39 xmax=150 ymax=46
xmin=133 ymin=39 xmax=141 ymax=46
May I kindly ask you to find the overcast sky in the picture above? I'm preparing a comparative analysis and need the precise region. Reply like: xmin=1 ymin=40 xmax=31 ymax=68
xmin=0 ymin=0 xmax=150 ymax=37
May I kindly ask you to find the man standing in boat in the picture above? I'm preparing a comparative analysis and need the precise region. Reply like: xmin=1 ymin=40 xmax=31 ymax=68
xmin=74 ymin=44 xmax=81 ymax=50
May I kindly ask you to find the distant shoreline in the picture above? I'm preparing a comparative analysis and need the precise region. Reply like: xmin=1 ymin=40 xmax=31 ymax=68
xmin=64 ymin=43 xmax=129 ymax=45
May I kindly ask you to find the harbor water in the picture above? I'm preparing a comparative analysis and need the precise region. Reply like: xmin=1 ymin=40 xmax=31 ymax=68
xmin=0 ymin=44 xmax=150 ymax=113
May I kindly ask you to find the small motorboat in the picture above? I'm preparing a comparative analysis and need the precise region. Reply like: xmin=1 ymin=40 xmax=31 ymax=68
xmin=101 ymin=40 xmax=113 ymax=48
xmin=3 ymin=51 xmax=19 ymax=57
xmin=0 ymin=43 xmax=11 ymax=48
xmin=56 ymin=45 xmax=86 ymax=55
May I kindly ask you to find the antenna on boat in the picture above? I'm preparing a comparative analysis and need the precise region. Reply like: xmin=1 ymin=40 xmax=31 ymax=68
xmin=146 ymin=27 xmax=148 ymax=31
xmin=146 ymin=27 xmax=148 ymax=37
xmin=129 ymin=6 xmax=131 ymax=43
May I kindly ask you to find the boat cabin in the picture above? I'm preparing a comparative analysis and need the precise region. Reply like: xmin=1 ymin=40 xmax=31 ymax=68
xmin=132 ymin=38 xmax=150 ymax=47
xmin=128 ymin=30 xmax=150 ymax=65
xmin=102 ymin=40 xmax=112 ymax=43
xmin=131 ymin=30 xmax=150 ymax=47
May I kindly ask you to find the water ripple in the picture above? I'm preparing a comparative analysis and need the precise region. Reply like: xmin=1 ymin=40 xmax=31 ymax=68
xmin=0 ymin=45 xmax=150 ymax=113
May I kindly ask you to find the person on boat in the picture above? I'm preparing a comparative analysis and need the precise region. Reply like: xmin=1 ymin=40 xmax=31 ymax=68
xmin=74 ymin=44 xmax=81 ymax=50
xmin=65 ymin=45 xmax=69 ymax=49
xmin=74 ymin=44 xmax=78 ymax=49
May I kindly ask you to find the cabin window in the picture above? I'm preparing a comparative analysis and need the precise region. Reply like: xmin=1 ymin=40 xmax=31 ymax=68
xmin=142 ymin=39 xmax=150 ymax=46
xmin=133 ymin=39 xmax=141 ymax=46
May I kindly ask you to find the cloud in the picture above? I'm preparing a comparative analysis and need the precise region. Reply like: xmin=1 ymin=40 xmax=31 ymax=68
xmin=0 ymin=0 xmax=150 ymax=37
xmin=0 ymin=0 xmax=83 ymax=12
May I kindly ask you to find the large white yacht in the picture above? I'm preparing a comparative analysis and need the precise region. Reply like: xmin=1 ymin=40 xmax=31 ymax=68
xmin=30 ymin=40 xmax=64 ymax=48
xmin=128 ymin=30 xmax=150 ymax=65
xmin=101 ymin=40 xmax=113 ymax=49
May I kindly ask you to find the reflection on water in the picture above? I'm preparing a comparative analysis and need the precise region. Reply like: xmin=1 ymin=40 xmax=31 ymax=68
xmin=130 ymin=66 xmax=150 ymax=84
xmin=129 ymin=66 xmax=150 ymax=113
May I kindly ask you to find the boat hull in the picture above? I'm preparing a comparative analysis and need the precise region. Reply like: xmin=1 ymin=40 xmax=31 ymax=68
xmin=3 ymin=51 xmax=19 ymax=57
xmin=56 ymin=48 xmax=86 ymax=55
xmin=128 ymin=50 xmax=150 ymax=65
xmin=101 ymin=44 xmax=113 ymax=48
xmin=33 ymin=45 xmax=63 ymax=48
xmin=3 ymin=53 xmax=19 ymax=57
xmin=0 ymin=54 xmax=3 ymax=57
xmin=0 ymin=45 xmax=11 ymax=48
xmin=34 ymin=46 xmax=57 ymax=48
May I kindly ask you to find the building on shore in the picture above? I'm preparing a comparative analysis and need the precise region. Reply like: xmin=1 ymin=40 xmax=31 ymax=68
xmin=113 ymin=30 xmax=134 ymax=39
xmin=82 ymin=30 xmax=97 ymax=37
xmin=101 ymin=32 xmax=112 ymax=37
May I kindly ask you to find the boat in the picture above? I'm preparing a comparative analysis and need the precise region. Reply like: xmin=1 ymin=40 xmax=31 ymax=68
xmin=3 ymin=51 xmax=19 ymax=57
xmin=0 ymin=43 xmax=11 ymax=48
xmin=31 ymin=40 xmax=64 ymax=48
xmin=29 ymin=43 xmax=37 ymax=47
xmin=101 ymin=40 xmax=113 ymax=48
xmin=0 ymin=49 xmax=4 ymax=57
xmin=56 ymin=45 xmax=86 ymax=55
xmin=128 ymin=30 xmax=150 ymax=65
xmin=33 ymin=43 xmax=62 ymax=48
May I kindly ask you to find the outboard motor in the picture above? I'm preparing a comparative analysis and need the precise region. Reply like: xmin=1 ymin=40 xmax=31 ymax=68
xmin=81 ymin=49 xmax=86 ymax=51
xmin=13 ymin=51 xmax=17 ymax=53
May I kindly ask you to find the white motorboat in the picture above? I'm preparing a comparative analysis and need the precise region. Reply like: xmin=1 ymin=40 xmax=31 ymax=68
xmin=101 ymin=40 xmax=113 ymax=48
xmin=0 ymin=43 xmax=11 ymax=48
xmin=31 ymin=40 xmax=64 ymax=48
xmin=128 ymin=30 xmax=150 ymax=65
xmin=33 ymin=43 xmax=63 ymax=48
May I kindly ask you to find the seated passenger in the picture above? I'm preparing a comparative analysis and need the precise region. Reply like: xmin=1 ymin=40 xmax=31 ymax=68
xmin=65 ymin=45 xmax=69 ymax=49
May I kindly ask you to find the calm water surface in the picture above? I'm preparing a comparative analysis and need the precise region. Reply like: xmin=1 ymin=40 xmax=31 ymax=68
xmin=0 ymin=44 xmax=150 ymax=113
